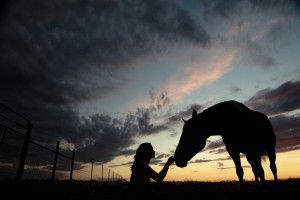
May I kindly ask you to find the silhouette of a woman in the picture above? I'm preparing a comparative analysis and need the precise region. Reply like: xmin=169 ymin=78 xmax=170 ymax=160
xmin=130 ymin=143 xmax=174 ymax=190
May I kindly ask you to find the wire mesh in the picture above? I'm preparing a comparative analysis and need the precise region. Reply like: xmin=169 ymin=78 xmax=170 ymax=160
xmin=72 ymin=161 xmax=91 ymax=181
xmin=23 ymin=142 xmax=53 ymax=180
xmin=0 ymin=126 xmax=24 ymax=179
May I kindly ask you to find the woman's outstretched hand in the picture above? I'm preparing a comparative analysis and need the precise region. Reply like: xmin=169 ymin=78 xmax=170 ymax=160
xmin=166 ymin=156 xmax=175 ymax=166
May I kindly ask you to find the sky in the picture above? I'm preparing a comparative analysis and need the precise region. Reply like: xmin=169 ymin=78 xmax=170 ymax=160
xmin=0 ymin=0 xmax=300 ymax=181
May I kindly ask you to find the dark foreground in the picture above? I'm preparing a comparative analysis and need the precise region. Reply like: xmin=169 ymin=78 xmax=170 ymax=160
xmin=1 ymin=179 xmax=300 ymax=200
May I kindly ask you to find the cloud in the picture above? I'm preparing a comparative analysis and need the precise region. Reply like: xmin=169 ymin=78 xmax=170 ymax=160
xmin=118 ymin=149 xmax=136 ymax=157
xmin=242 ymin=40 xmax=278 ymax=69
xmin=151 ymin=152 xmax=171 ymax=166
xmin=162 ymin=49 xmax=237 ymax=102
xmin=217 ymin=162 xmax=224 ymax=167
xmin=190 ymin=157 xmax=231 ymax=164
xmin=270 ymin=114 xmax=300 ymax=153
xmin=73 ymin=90 xmax=175 ymax=163
xmin=207 ymin=148 xmax=228 ymax=154
xmin=167 ymin=104 xmax=203 ymax=124
xmin=230 ymin=87 xmax=241 ymax=93
xmin=75 ymin=113 xmax=137 ymax=163
xmin=206 ymin=0 xmax=298 ymax=18
xmin=0 ymin=162 xmax=69 ymax=179
xmin=109 ymin=161 xmax=134 ymax=168
xmin=205 ymin=140 xmax=225 ymax=150
xmin=246 ymin=80 xmax=300 ymax=115
xmin=207 ymin=0 xmax=299 ymax=70
xmin=109 ymin=152 xmax=170 ymax=168
xmin=217 ymin=165 xmax=251 ymax=170
xmin=136 ymin=107 xmax=168 ymax=135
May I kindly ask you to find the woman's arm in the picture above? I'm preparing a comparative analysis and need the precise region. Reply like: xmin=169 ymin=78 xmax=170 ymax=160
xmin=148 ymin=156 xmax=174 ymax=182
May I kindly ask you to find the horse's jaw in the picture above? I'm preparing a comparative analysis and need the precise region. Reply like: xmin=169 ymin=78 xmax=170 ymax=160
xmin=175 ymin=142 xmax=206 ymax=168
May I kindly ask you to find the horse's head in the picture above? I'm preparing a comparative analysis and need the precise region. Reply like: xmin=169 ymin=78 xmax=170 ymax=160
xmin=175 ymin=109 xmax=208 ymax=168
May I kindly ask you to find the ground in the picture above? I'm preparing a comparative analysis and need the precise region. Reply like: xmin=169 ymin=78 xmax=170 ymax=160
xmin=1 ymin=179 xmax=300 ymax=200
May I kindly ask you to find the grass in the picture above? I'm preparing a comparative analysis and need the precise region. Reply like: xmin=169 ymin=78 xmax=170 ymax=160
xmin=1 ymin=179 xmax=299 ymax=199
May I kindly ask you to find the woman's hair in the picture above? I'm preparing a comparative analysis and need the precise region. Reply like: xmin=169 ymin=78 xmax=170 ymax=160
xmin=131 ymin=143 xmax=154 ymax=171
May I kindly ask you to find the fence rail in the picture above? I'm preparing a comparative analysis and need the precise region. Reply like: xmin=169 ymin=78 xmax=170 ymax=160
xmin=0 ymin=103 xmax=126 ymax=182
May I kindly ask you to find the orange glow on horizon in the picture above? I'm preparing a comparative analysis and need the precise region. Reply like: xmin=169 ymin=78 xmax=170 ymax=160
xmin=70 ymin=149 xmax=300 ymax=182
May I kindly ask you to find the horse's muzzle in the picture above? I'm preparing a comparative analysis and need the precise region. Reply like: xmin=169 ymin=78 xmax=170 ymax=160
xmin=175 ymin=160 xmax=187 ymax=168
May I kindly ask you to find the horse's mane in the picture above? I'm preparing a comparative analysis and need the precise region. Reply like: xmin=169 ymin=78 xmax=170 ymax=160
xmin=201 ymin=100 xmax=252 ymax=115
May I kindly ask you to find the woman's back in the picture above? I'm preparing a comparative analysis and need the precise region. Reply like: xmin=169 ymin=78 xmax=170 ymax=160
xmin=130 ymin=160 xmax=152 ymax=187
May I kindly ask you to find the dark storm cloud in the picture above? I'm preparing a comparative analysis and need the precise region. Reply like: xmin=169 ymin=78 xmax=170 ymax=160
xmin=0 ymin=0 xmax=210 ymax=167
xmin=270 ymin=114 xmax=300 ymax=153
xmin=75 ymin=113 xmax=138 ymax=163
xmin=246 ymin=80 xmax=300 ymax=115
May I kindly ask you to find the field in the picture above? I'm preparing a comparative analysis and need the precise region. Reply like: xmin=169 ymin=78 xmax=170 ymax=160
xmin=1 ymin=179 xmax=300 ymax=200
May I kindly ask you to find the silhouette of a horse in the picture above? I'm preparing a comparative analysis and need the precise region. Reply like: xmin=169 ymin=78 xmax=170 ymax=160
xmin=174 ymin=100 xmax=277 ymax=184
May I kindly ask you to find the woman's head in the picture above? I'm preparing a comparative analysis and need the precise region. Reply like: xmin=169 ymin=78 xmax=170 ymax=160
xmin=135 ymin=143 xmax=155 ymax=161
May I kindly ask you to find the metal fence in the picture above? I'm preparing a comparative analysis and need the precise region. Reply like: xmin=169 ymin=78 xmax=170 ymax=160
xmin=88 ymin=160 xmax=125 ymax=182
xmin=0 ymin=102 xmax=126 ymax=182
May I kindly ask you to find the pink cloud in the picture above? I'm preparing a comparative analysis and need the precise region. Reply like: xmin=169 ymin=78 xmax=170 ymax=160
xmin=162 ymin=49 xmax=237 ymax=102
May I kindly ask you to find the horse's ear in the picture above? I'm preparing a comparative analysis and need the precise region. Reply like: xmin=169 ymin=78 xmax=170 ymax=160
xmin=192 ymin=109 xmax=197 ymax=118
xmin=182 ymin=118 xmax=187 ymax=123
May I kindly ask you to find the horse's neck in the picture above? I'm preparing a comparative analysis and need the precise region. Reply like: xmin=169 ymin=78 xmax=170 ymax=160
xmin=198 ymin=112 xmax=223 ymax=137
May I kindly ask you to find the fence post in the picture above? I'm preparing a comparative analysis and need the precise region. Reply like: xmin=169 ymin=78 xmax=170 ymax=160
xmin=90 ymin=159 xmax=94 ymax=181
xmin=51 ymin=141 xmax=60 ymax=181
xmin=0 ymin=127 xmax=7 ymax=151
xmin=101 ymin=164 xmax=103 ymax=182
xmin=70 ymin=149 xmax=75 ymax=181
xmin=108 ymin=169 xmax=110 ymax=182
xmin=16 ymin=122 xmax=32 ymax=181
